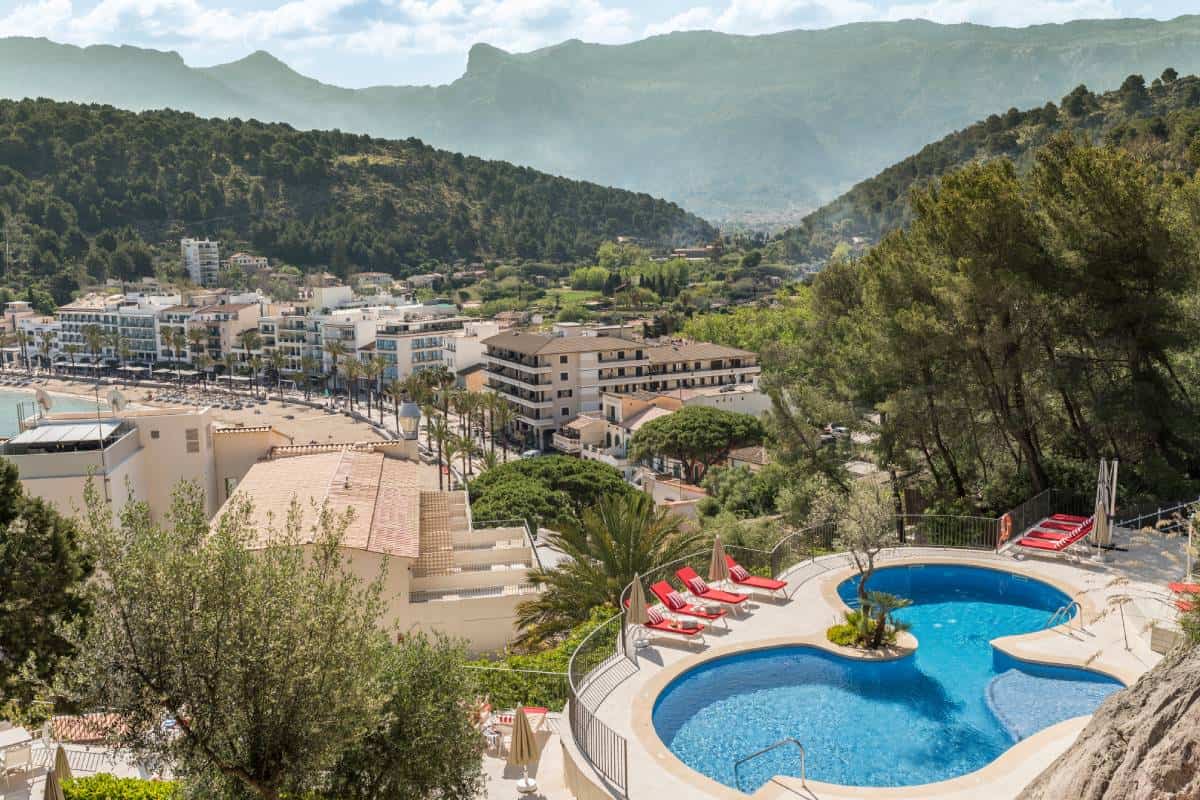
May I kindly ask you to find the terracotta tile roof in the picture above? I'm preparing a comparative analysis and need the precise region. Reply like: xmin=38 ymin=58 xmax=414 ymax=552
xmin=52 ymin=713 xmax=124 ymax=743
xmin=217 ymin=447 xmax=438 ymax=559
xmin=645 ymin=341 xmax=757 ymax=363
xmin=728 ymin=445 xmax=768 ymax=466
xmin=621 ymin=405 xmax=673 ymax=433
xmin=483 ymin=331 xmax=631 ymax=356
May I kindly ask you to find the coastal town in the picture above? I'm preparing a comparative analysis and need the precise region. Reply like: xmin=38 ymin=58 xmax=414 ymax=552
xmin=0 ymin=17 xmax=1199 ymax=800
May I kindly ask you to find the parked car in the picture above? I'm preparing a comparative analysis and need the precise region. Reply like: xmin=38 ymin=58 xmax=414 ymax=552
xmin=521 ymin=449 xmax=542 ymax=459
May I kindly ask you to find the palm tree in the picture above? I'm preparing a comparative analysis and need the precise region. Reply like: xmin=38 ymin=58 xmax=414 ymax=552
xmin=63 ymin=343 xmax=79 ymax=374
xmin=491 ymin=399 xmax=516 ymax=462
xmin=386 ymin=377 xmax=406 ymax=435
xmin=300 ymin=355 xmax=320 ymax=401
xmin=221 ymin=352 xmax=236 ymax=392
xmin=195 ymin=353 xmax=212 ymax=387
xmin=442 ymin=435 xmax=461 ymax=491
xmin=14 ymin=330 xmax=29 ymax=372
xmin=420 ymin=402 xmax=436 ymax=452
xmin=342 ymin=358 xmax=362 ymax=415
xmin=323 ymin=339 xmax=347 ymax=397
xmin=429 ymin=414 xmax=450 ymax=491
xmin=186 ymin=325 xmax=207 ymax=360
xmin=82 ymin=324 xmax=105 ymax=383
xmin=448 ymin=389 xmax=469 ymax=439
xmin=864 ymin=591 xmax=913 ymax=649
xmin=107 ymin=330 xmax=126 ymax=372
xmin=515 ymin=494 xmax=701 ymax=647
xmin=37 ymin=329 xmax=56 ymax=373
xmin=483 ymin=391 xmax=501 ymax=457
xmin=249 ymin=355 xmax=263 ymax=399
xmin=479 ymin=449 xmax=499 ymax=472
xmin=239 ymin=330 xmax=262 ymax=398
xmin=368 ymin=356 xmax=387 ymax=424
xmin=170 ymin=327 xmax=188 ymax=384
xmin=268 ymin=350 xmax=286 ymax=397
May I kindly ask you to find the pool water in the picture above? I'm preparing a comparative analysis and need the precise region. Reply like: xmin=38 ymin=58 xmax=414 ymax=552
xmin=652 ymin=564 xmax=1122 ymax=791
xmin=0 ymin=389 xmax=104 ymax=437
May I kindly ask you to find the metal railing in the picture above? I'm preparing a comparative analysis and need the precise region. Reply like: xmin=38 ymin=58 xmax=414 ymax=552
xmin=734 ymin=737 xmax=806 ymax=792
xmin=1045 ymin=600 xmax=1083 ymax=632
xmin=898 ymin=514 xmax=1000 ymax=550
xmin=1002 ymin=489 xmax=1091 ymax=546
xmin=473 ymin=517 xmax=546 ymax=571
xmin=566 ymin=612 xmax=630 ymax=796
xmin=1116 ymin=496 xmax=1200 ymax=534
xmin=562 ymin=503 xmax=1063 ymax=797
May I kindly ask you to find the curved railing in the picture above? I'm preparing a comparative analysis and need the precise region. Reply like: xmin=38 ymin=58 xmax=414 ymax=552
xmin=563 ymin=508 xmax=1044 ymax=798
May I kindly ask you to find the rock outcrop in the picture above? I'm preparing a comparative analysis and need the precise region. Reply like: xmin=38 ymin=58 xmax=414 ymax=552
xmin=1020 ymin=645 xmax=1200 ymax=800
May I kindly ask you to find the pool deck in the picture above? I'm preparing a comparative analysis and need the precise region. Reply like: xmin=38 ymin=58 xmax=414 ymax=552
xmin=565 ymin=531 xmax=1188 ymax=800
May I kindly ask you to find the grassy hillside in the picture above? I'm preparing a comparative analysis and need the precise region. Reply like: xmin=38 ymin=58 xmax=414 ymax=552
xmin=774 ymin=70 xmax=1200 ymax=261
xmin=7 ymin=18 xmax=1200 ymax=223
xmin=0 ymin=99 xmax=712 ymax=301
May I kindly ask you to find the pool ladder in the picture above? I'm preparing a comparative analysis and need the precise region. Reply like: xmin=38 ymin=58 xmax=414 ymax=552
xmin=1045 ymin=600 xmax=1083 ymax=632
xmin=734 ymin=737 xmax=806 ymax=792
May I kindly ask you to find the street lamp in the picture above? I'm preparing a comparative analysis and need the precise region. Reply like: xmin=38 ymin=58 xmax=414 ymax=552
xmin=397 ymin=402 xmax=421 ymax=440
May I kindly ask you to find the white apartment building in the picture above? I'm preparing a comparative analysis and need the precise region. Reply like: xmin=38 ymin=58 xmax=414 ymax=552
xmin=181 ymin=238 xmax=221 ymax=287
xmin=373 ymin=315 xmax=471 ymax=381
xmin=443 ymin=320 xmax=500 ymax=375
xmin=483 ymin=330 xmax=762 ymax=449
xmin=56 ymin=294 xmax=181 ymax=365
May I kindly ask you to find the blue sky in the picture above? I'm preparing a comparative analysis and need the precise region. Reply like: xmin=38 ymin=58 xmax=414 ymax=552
xmin=0 ymin=0 xmax=1193 ymax=87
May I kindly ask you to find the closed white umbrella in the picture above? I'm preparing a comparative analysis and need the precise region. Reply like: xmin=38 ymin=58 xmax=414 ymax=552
xmin=626 ymin=573 xmax=650 ymax=649
xmin=54 ymin=745 xmax=72 ymax=781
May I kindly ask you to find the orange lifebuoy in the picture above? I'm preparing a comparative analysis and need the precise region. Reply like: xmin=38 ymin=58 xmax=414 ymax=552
xmin=999 ymin=513 xmax=1013 ymax=544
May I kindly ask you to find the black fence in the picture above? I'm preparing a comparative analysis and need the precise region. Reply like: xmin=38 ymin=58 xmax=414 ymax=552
xmin=566 ymin=611 xmax=630 ymax=796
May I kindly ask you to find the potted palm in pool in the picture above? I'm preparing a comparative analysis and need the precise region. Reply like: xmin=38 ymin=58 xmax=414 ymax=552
xmin=827 ymin=591 xmax=912 ymax=649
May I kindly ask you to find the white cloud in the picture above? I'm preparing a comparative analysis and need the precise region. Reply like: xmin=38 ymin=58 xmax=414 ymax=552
xmin=0 ymin=0 xmax=74 ymax=37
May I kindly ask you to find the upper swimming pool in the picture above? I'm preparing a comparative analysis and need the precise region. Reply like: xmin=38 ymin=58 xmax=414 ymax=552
xmin=651 ymin=564 xmax=1122 ymax=792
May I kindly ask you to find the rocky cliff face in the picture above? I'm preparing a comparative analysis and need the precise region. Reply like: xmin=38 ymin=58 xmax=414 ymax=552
xmin=1021 ymin=645 xmax=1200 ymax=800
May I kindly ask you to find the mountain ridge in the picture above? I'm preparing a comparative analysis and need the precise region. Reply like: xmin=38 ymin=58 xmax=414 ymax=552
xmin=8 ymin=18 xmax=1200 ymax=223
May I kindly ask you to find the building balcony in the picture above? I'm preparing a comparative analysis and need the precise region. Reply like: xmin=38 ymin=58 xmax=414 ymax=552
xmin=581 ymin=444 xmax=629 ymax=468
xmin=551 ymin=432 xmax=582 ymax=454
xmin=484 ymin=354 xmax=551 ymax=373
xmin=487 ymin=370 xmax=549 ymax=392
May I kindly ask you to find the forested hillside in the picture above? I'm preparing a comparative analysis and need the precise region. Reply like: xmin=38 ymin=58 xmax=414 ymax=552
xmin=0 ymin=99 xmax=712 ymax=302
xmin=7 ymin=16 xmax=1200 ymax=224
xmin=691 ymin=138 xmax=1200 ymax=512
xmin=774 ymin=69 xmax=1200 ymax=260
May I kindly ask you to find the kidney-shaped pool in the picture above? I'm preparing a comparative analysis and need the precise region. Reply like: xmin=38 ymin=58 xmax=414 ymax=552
xmin=651 ymin=564 xmax=1122 ymax=792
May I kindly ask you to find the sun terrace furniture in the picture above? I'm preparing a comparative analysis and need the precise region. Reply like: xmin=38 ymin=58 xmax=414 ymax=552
xmin=724 ymin=555 xmax=788 ymax=598
xmin=676 ymin=566 xmax=750 ymax=613
xmin=624 ymin=599 xmax=708 ymax=647
xmin=650 ymin=580 xmax=728 ymax=628
xmin=1014 ymin=516 xmax=1094 ymax=555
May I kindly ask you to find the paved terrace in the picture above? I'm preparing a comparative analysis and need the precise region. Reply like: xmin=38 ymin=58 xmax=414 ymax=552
xmin=559 ymin=529 xmax=1189 ymax=800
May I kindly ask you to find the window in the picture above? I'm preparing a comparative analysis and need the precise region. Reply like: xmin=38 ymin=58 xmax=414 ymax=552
xmin=561 ymin=407 xmax=570 ymax=417
xmin=149 ymin=430 xmax=160 ymax=440
xmin=225 ymin=477 xmax=239 ymax=497
xmin=557 ymin=389 xmax=573 ymax=398
xmin=559 ymin=372 xmax=568 ymax=381
xmin=185 ymin=428 xmax=200 ymax=454
xmin=560 ymin=355 xmax=568 ymax=364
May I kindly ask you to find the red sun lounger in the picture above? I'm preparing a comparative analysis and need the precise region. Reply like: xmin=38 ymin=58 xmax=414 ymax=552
xmin=650 ymin=580 xmax=729 ymax=627
xmin=676 ymin=566 xmax=749 ymax=611
xmin=624 ymin=599 xmax=707 ymax=646
xmin=1016 ymin=518 xmax=1093 ymax=553
xmin=724 ymin=554 xmax=788 ymax=597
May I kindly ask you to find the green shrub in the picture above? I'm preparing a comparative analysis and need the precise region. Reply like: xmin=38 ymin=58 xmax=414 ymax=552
xmin=63 ymin=774 xmax=178 ymax=800
xmin=826 ymin=622 xmax=859 ymax=646
xmin=466 ymin=605 xmax=619 ymax=710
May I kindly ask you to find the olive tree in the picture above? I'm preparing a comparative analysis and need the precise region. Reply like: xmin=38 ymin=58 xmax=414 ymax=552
xmin=812 ymin=479 xmax=897 ymax=606
xmin=67 ymin=481 xmax=391 ymax=800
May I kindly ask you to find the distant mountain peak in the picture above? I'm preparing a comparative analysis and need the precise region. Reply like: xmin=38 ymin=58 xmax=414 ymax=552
xmin=466 ymin=43 xmax=511 ymax=74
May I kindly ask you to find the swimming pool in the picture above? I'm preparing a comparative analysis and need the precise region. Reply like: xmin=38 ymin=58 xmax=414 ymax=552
xmin=652 ymin=564 xmax=1123 ymax=792
xmin=0 ymin=389 xmax=104 ymax=437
